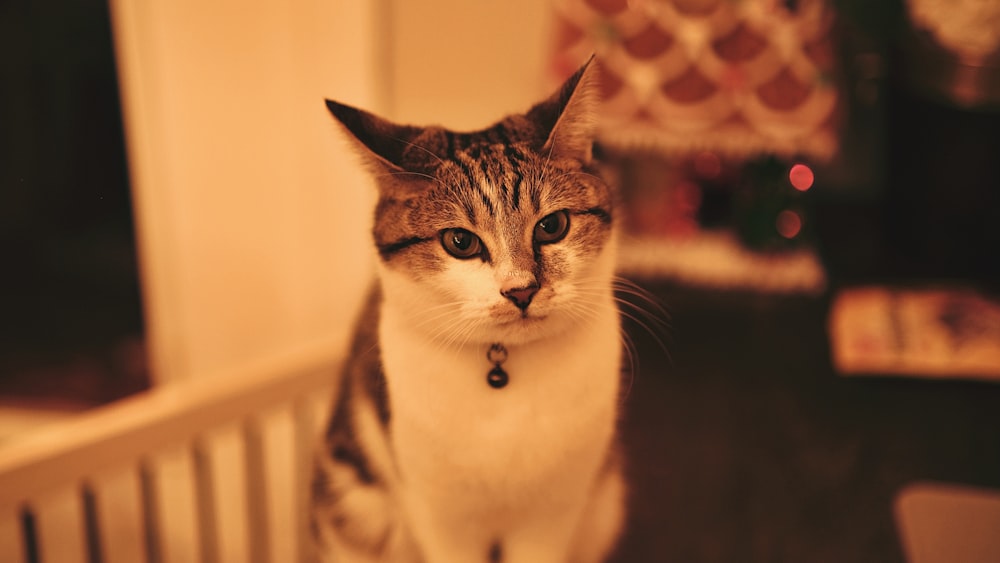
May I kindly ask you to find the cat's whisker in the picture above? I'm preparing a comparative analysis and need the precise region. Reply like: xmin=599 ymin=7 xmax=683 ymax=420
xmin=563 ymin=287 xmax=639 ymax=403
xmin=542 ymin=131 xmax=558 ymax=181
xmin=413 ymin=302 xmax=472 ymax=348
xmin=441 ymin=317 xmax=488 ymax=367
xmin=433 ymin=315 xmax=468 ymax=348
xmin=546 ymin=169 xmax=605 ymax=186
xmin=572 ymin=280 xmax=672 ymax=365
xmin=575 ymin=276 xmax=671 ymax=330
xmin=425 ymin=313 xmax=473 ymax=351
xmin=614 ymin=303 xmax=672 ymax=364
xmin=375 ymin=170 xmax=447 ymax=189
xmin=413 ymin=317 xmax=451 ymax=344
xmin=386 ymin=135 xmax=446 ymax=167
xmin=375 ymin=170 xmax=431 ymax=181
xmin=561 ymin=290 xmax=612 ymax=320
xmin=396 ymin=292 xmax=476 ymax=332
xmin=410 ymin=302 xmax=468 ymax=332
xmin=617 ymin=329 xmax=638 ymax=404
xmin=612 ymin=277 xmax=671 ymax=322
xmin=560 ymin=304 xmax=597 ymax=333
xmin=610 ymin=295 xmax=669 ymax=328
xmin=422 ymin=305 xmax=485 ymax=360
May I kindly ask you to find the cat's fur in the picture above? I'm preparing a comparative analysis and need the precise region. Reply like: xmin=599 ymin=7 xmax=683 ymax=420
xmin=312 ymin=59 xmax=626 ymax=563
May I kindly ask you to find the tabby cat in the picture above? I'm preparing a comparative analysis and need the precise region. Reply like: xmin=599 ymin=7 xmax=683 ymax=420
xmin=311 ymin=59 xmax=626 ymax=563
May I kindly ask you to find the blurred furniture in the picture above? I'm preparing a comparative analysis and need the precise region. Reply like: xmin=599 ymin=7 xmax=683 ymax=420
xmin=895 ymin=482 xmax=1000 ymax=563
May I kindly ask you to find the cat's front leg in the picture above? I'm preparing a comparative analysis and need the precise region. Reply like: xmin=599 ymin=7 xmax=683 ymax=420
xmin=404 ymin=487 xmax=604 ymax=563
xmin=312 ymin=453 xmax=422 ymax=563
xmin=569 ymin=457 xmax=627 ymax=563
xmin=401 ymin=493 xmax=502 ymax=563
xmin=498 ymin=503 xmax=595 ymax=563
xmin=411 ymin=512 xmax=582 ymax=563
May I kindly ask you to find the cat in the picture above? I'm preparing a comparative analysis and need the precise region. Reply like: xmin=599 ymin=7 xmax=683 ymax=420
xmin=311 ymin=58 xmax=627 ymax=563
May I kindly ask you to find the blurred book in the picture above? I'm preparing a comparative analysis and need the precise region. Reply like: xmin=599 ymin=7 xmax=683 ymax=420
xmin=828 ymin=286 xmax=1000 ymax=380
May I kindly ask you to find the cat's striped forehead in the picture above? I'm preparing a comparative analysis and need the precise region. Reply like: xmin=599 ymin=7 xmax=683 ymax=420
xmin=442 ymin=141 xmax=558 ymax=222
xmin=372 ymin=139 xmax=613 ymax=273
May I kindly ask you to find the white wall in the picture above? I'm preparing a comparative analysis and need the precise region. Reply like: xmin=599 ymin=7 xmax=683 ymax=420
xmin=111 ymin=0 xmax=380 ymax=383
xmin=387 ymin=0 xmax=553 ymax=129
xmin=111 ymin=0 xmax=552 ymax=384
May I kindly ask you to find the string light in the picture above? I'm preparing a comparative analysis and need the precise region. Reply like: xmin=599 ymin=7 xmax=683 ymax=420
xmin=776 ymin=209 xmax=803 ymax=239
xmin=789 ymin=163 xmax=814 ymax=191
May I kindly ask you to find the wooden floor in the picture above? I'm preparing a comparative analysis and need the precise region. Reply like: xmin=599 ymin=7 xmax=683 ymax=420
xmin=611 ymin=282 xmax=1000 ymax=563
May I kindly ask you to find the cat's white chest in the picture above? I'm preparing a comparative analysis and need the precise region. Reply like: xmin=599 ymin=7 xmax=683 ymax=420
xmin=379 ymin=302 xmax=621 ymax=504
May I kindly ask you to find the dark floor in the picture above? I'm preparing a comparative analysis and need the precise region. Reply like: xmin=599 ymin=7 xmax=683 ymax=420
xmin=612 ymin=282 xmax=1000 ymax=563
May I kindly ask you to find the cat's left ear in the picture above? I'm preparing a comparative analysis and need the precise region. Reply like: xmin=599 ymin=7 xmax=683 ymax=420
xmin=527 ymin=56 xmax=600 ymax=164
xmin=324 ymin=98 xmax=432 ymax=174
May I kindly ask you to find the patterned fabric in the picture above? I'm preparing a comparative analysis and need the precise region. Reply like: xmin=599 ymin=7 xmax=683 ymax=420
xmin=550 ymin=0 xmax=841 ymax=160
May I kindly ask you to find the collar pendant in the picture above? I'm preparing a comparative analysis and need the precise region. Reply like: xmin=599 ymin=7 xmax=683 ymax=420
xmin=487 ymin=343 xmax=509 ymax=389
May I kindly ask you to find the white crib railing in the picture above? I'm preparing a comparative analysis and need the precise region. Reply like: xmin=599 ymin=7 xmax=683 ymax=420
xmin=0 ymin=339 xmax=340 ymax=563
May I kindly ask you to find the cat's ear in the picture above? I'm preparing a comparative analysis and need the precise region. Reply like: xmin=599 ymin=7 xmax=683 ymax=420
xmin=325 ymin=99 xmax=434 ymax=174
xmin=527 ymin=56 xmax=600 ymax=164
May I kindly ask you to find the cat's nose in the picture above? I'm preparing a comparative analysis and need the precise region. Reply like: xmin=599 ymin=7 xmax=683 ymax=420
xmin=502 ymin=285 xmax=539 ymax=311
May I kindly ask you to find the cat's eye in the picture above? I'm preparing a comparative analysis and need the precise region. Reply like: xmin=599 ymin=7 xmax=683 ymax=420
xmin=441 ymin=228 xmax=483 ymax=259
xmin=534 ymin=210 xmax=570 ymax=244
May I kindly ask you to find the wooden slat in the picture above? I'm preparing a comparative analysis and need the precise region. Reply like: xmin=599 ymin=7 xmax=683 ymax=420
xmin=302 ymin=384 xmax=335 ymax=443
xmin=250 ymin=405 xmax=299 ymax=563
xmin=148 ymin=445 xmax=202 ymax=563
xmin=198 ymin=424 xmax=250 ymax=563
xmin=294 ymin=396 xmax=320 ymax=563
xmin=0 ymin=506 xmax=27 ymax=563
xmin=244 ymin=421 xmax=268 ymax=563
xmin=294 ymin=386 xmax=334 ymax=563
xmin=90 ymin=465 xmax=149 ymax=563
xmin=33 ymin=486 xmax=88 ymax=563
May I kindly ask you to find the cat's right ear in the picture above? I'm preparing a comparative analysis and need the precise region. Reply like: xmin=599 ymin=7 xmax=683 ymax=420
xmin=527 ymin=57 xmax=601 ymax=165
xmin=325 ymin=99 xmax=421 ymax=174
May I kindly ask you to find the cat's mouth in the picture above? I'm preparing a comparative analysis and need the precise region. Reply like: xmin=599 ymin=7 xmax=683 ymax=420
xmin=481 ymin=293 xmax=566 ymax=343
xmin=498 ymin=312 xmax=547 ymax=326
xmin=489 ymin=314 xmax=552 ymax=345
xmin=492 ymin=309 xmax=557 ymax=341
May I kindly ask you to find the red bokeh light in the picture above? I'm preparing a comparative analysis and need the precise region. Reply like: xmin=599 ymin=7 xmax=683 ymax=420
xmin=776 ymin=209 xmax=803 ymax=239
xmin=789 ymin=163 xmax=814 ymax=191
